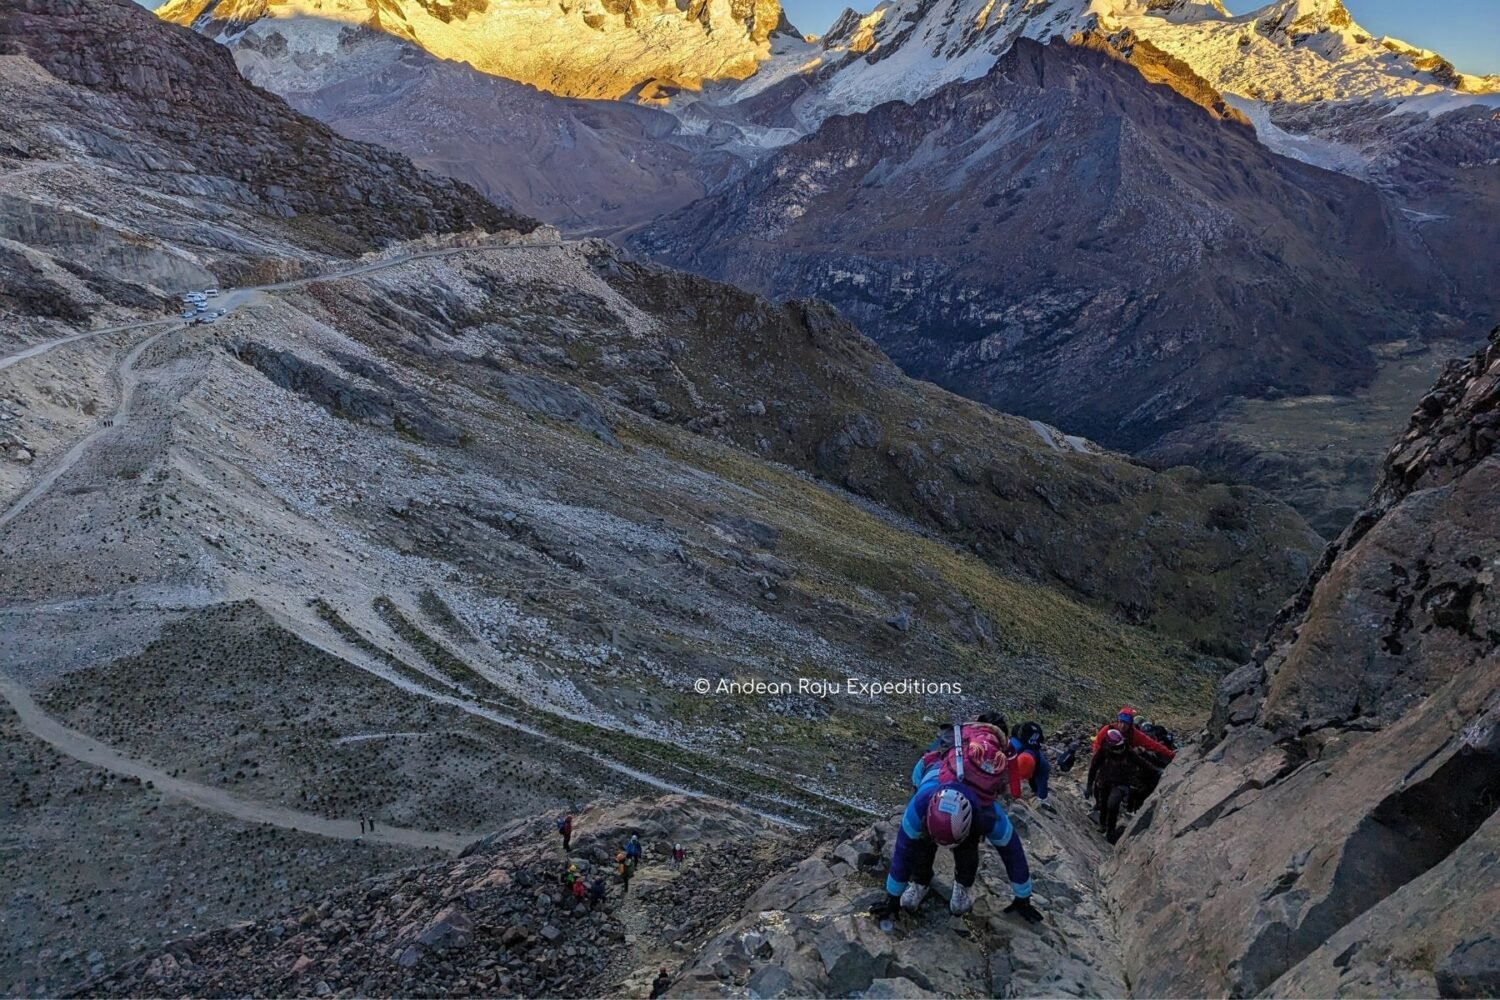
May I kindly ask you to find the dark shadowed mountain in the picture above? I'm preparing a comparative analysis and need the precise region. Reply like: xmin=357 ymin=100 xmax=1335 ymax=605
xmin=632 ymin=36 xmax=1493 ymax=456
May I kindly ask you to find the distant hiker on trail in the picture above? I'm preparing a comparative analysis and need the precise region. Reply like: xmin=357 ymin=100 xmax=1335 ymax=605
xmin=563 ymin=864 xmax=581 ymax=889
xmin=360 ymin=816 xmax=366 ymax=835
xmin=1086 ymin=728 xmax=1166 ymax=843
xmin=650 ymin=967 xmax=672 ymax=999
xmin=617 ymin=852 xmax=636 ymax=894
xmin=368 ymin=816 xmax=376 ymax=832
xmin=557 ymin=814 xmax=573 ymax=852
xmin=876 ymin=722 xmax=1042 ymax=925
xmin=1009 ymin=720 xmax=1051 ymax=803
xmin=571 ymin=877 xmax=587 ymax=902
xmin=588 ymin=876 xmax=607 ymax=905
xmin=671 ymin=843 xmax=685 ymax=869
xmin=624 ymin=833 xmax=642 ymax=862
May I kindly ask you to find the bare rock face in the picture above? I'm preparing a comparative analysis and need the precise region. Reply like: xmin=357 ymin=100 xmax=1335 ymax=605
xmin=1113 ymin=326 xmax=1500 ymax=997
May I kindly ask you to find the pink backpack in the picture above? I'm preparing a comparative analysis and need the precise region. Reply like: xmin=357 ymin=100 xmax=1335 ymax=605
xmin=937 ymin=723 xmax=1017 ymax=806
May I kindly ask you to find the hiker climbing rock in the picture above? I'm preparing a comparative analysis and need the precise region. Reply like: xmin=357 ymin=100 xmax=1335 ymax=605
xmin=876 ymin=721 xmax=1043 ymax=925
xmin=1089 ymin=706 xmax=1174 ymax=807
xmin=624 ymin=833 xmax=642 ymax=862
xmin=1090 ymin=707 xmax=1175 ymax=761
xmin=1086 ymin=728 xmax=1167 ymax=843
xmin=650 ymin=966 xmax=672 ymax=999
xmin=557 ymin=813 xmax=573 ymax=852
xmin=588 ymin=875 xmax=607 ymax=906
xmin=1009 ymin=720 xmax=1051 ymax=803
xmin=671 ymin=843 xmax=685 ymax=869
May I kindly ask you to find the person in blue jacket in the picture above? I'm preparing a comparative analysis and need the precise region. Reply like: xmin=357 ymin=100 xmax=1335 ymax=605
xmin=872 ymin=779 xmax=1043 ymax=923
xmin=1010 ymin=720 xmax=1051 ymax=802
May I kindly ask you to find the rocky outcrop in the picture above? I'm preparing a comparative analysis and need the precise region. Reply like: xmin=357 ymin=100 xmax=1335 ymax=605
xmin=78 ymin=798 xmax=806 ymax=998
xmin=1113 ymin=325 xmax=1500 ymax=997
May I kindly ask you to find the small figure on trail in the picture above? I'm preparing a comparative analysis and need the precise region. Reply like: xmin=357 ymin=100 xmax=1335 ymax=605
xmin=563 ymin=863 xmax=581 ymax=889
xmin=368 ymin=816 xmax=376 ymax=832
xmin=671 ymin=843 xmax=685 ymax=869
xmin=617 ymin=851 xmax=636 ymax=894
xmin=874 ymin=722 xmax=1043 ymax=926
xmin=624 ymin=833 xmax=642 ymax=862
xmin=557 ymin=813 xmax=574 ymax=852
xmin=588 ymin=876 xmax=607 ymax=905
xmin=1085 ymin=728 xmax=1167 ymax=844
xmin=1056 ymin=739 xmax=1081 ymax=773
xmin=650 ymin=966 xmax=672 ymax=999
xmin=360 ymin=816 xmax=366 ymax=835
xmin=571 ymin=876 xmax=587 ymax=902
xmin=1008 ymin=720 xmax=1051 ymax=803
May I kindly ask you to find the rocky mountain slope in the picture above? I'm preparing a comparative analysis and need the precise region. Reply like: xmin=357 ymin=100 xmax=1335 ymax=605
xmin=1114 ymin=323 xmax=1500 ymax=996
xmin=0 ymin=0 xmax=1327 ymax=990
xmin=67 ymin=324 xmax=1500 ymax=1000
xmin=76 ymin=797 xmax=811 ymax=998
xmin=215 ymin=23 xmax=734 ymax=232
xmin=157 ymin=0 xmax=801 ymax=103
xmin=634 ymin=36 xmax=1472 ymax=456
xmin=0 ymin=0 xmax=529 ymax=331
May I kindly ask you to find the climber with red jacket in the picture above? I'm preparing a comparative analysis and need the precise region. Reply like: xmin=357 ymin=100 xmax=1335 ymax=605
xmin=1086 ymin=728 xmax=1166 ymax=842
xmin=1091 ymin=707 xmax=1175 ymax=760
xmin=877 ymin=722 xmax=1042 ymax=925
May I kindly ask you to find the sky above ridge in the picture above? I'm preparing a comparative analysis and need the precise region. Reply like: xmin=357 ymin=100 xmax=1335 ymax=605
xmin=135 ymin=0 xmax=1500 ymax=74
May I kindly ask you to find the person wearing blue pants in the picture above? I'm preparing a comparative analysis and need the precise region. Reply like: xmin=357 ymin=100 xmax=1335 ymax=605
xmin=873 ymin=780 xmax=1043 ymax=923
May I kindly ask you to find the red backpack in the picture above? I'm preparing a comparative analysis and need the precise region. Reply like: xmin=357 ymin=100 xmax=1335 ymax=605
xmin=937 ymin=722 xmax=1019 ymax=806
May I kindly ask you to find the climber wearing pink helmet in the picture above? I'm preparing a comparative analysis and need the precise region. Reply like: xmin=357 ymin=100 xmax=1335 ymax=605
xmin=873 ymin=722 xmax=1041 ymax=925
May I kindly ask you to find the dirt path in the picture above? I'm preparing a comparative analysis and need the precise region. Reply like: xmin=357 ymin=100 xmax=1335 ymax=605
xmin=0 ymin=672 xmax=472 ymax=854
xmin=0 ymin=240 xmax=568 ymax=372
xmin=0 ymin=322 xmax=172 ymax=530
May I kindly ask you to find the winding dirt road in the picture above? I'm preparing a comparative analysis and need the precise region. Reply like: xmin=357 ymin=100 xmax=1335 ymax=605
xmin=0 ymin=240 xmax=568 ymax=373
xmin=0 ymin=672 xmax=471 ymax=853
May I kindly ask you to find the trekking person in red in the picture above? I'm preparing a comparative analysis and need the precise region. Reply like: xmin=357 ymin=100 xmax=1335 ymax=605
xmin=1091 ymin=707 xmax=1175 ymax=760
xmin=556 ymin=813 xmax=573 ymax=852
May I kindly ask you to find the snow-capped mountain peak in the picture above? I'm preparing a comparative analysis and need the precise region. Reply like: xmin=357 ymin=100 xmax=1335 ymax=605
xmin=158 ymin=0 xmax=800 ymax=101
xmin=764 ymin=0 xmax=1499 ymax=138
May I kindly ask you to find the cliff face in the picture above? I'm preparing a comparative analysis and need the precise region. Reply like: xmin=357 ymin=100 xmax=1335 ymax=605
xmin=1114 ymin=326 xmax=1500 ymax=997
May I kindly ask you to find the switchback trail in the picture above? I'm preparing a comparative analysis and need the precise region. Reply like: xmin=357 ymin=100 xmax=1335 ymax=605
xmin=0 ymin=672 xmax=472 ymax=854
xmin=0 ymin=241 xmax=570 ymax=530
xmin=0 ymin=240 xmax=570 ymax=372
